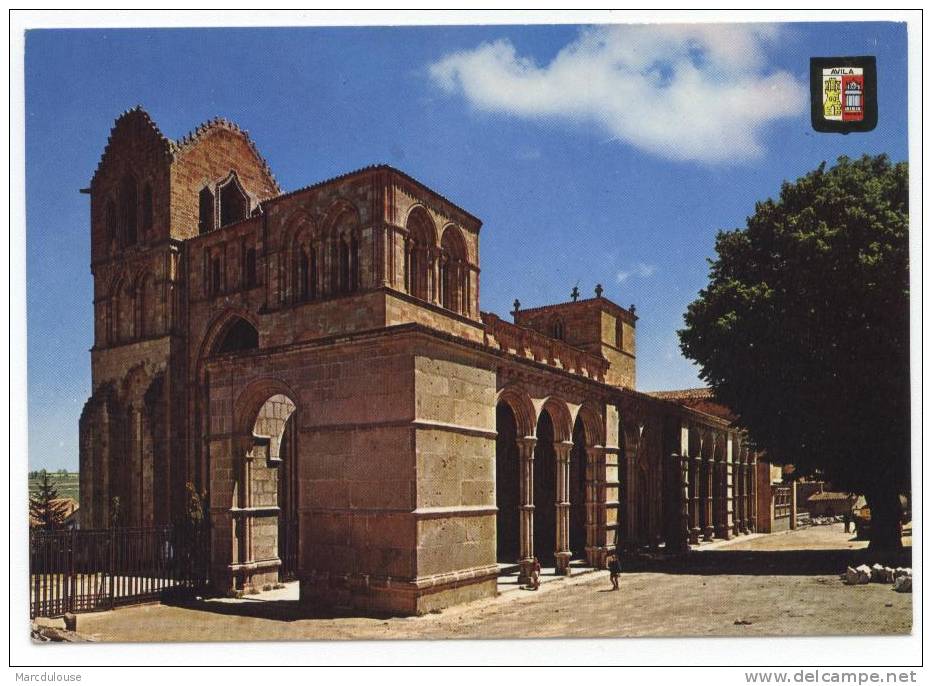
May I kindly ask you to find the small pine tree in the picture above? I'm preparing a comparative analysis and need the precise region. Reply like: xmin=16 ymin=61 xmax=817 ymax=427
xmin=29 ymin=472 xmax=68 ymax=531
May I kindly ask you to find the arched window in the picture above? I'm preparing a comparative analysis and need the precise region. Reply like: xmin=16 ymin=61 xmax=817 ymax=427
xmin=116 ymin=281 xmax=134 ymax=342
xmin=405 ymin=207 xmax=435 ymax=301
xmin=309 ymin=247 xmax=318 ymax=299
xmin=138 ymin=274 xmax=158 ymax=338
xmin=440 ymin=225 xmax=468 ymax=314
xmin=219 ymin=175 xmax=249 ymax=228
xmin=326 ymin=205 xmax=360 ymax=297
xmin=141 ymin=183 xmax=153 ymax=235
xmin=244 ymin=247 xmax=257 ymax=289
xmin=105 ymin=199 xmax=117 ymax=247
xmin=339 ymin=238 xmax=350 ymax=294
xmin=297 ymin=249 xmax=309 ymax=301
xmin=120 ymin=174 xmax=138 ymax=246
xmin=199 ymin=187 xmax=215 ymax=234
xmin=350 ymin=235 xmax=359 ymax=293
xmin=329 ymin=240 xmax=340 ymax=295
xmin=215 ymin=317 xmax=259 ymax=354
xmin=210 ymin=256 xmax=222 ymax=295
xmin=551 ymin=317 xmax=565 ymax=341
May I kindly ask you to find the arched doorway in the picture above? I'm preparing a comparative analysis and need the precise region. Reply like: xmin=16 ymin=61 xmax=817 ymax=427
xmin=235 ymin=391 xmax=297 ymax=592
xmin=495 ymin=402 xmax=521 ymax=563
xmin=533 ymin=410 xmax=557 ymax=566
xmin=569 ymin=416 xmax=588 ymax=560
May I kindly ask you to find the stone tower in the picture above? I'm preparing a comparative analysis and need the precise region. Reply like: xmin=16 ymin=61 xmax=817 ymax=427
xmin=78 ymin=107 xmax=279 ymax=528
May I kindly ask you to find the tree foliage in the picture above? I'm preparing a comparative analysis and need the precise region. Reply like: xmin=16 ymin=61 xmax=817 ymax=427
xmin=29 ymin=472 xmax=69 ymax=530
xmin=679 ymin=155 xmax=909 ymax=547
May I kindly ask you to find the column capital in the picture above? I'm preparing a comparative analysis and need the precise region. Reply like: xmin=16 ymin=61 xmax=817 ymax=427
xmin=554 ymin=441 xmax=574 ymax=460
xmin=516 ymin=436 xmax=537 ymax=456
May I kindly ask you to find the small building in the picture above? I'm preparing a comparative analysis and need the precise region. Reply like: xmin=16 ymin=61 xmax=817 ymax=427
xmin=806 ymin=489 xmax=857 ymax=518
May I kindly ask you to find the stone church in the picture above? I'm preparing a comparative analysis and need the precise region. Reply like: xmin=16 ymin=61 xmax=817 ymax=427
xmin=79 ymin=108 xmax=764 ymax=615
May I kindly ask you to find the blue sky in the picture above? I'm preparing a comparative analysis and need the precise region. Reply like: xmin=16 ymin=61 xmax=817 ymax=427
xmin=25 ymin=22 xmax=908 ymax=470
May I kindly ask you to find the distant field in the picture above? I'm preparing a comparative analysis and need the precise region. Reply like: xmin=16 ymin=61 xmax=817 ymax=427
xmin=29 ymin=472 xmax=79 ymax=504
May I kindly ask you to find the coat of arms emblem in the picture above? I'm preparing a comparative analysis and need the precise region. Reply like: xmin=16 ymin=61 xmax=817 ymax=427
xmin=810 ymin=56 xmax=877 ymax=133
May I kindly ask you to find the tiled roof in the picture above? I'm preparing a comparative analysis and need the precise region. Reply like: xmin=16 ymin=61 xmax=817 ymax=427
xmin=646 ymin=387 xmax=737 ymax=422
xmin=807 ymin=491 xmax=856 ymax=502
xmin=648 ymin=387 xmax=714 ymax=400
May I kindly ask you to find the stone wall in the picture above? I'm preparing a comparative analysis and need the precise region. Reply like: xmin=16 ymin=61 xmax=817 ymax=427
xmin=170 ymin=123 xmax=278 ymax=240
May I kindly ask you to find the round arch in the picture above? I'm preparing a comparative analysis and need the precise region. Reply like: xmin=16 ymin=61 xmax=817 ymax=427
xmin=282 ymin=207 xmax=319 ymax=249
xmin=196 ymin=308 xmax=261 ymax=371
xmin=404 ymin=204 xmax=438 ymax=247
xmin=439 ymin=223 xmax=468 ymax=260
xmin=134 ymin=271 xmax=159 ymax=338
xmin=233 ymin=377 xmax=300 ymax=439
xmin=322 ymin=199 xmax=360 ymax=238
xmin=495 ymin=385 xmax=537 ymax=438
xmin=539 ymin=397 xmax=574 ymax=443
xmin=574 ymin=402 xmax=605 ymax=448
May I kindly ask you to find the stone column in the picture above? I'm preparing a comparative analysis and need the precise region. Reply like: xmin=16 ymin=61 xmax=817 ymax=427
xmin=729 ymin=436 xmax=739 ymax=537
xmin=735 ymin=446 xmax=745 ymax=534
xmin=743 ymin=451 xmax=752 ymax=533
xmin=604 ymin=446 xmax=620 ymax=557
xmin=718 ymin=438 xmax=732 ymax=540
xmin=739 ymin=450 xmax=748 ymax=533
xmin=703 ymin=448 xmax=714 ymax=541
xmin=554 ymin=441 xmax=573 ymax=574
xmin=516 ymin=437 xmax=537 ymax=584
xmin=748 ymin=455 xmax=758 ymax=532
xmin=430 ymin=250 xmax=440 ymax=305
xmin=712 ymin=442 xmax=725 ymax=539
xmin=670 ymin=452 xmax=689 ymax=553
xmin=689 ymin=453 xmax=702 ymax=544
xmin=623 ymin=441 xmax=639 ymax=552
xmin=790 ymin=480 xmax=798 ymax=530
xmin=585 ymin=446 xmax=603 ymax=566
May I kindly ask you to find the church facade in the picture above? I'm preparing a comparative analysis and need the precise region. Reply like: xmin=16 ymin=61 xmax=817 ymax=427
xmin=79 ymin=108 xmax=764 ymax=615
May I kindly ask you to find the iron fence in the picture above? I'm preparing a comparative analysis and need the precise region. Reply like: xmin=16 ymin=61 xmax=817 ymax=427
xmin=29 ymin=526 xmax=208 ymax=619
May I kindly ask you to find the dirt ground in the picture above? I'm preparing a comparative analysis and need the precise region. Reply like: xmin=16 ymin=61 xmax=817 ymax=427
xmin=68 ymin=523 xmax=912 ymax=642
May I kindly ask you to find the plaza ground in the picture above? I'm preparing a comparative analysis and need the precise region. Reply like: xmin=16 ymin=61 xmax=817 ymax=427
xmin=69 ymin=523 xmax=912 ymax=642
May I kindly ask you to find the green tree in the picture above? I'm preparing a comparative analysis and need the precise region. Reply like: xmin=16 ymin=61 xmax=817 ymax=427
xmin=679 ymin=155 xmax=909 ymax=549
xmin=29 ymin=472 xmax=68 ymax=530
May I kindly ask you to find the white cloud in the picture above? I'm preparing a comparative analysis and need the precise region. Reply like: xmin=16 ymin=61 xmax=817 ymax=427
xmin=617 ymin=262 xmax=657 ymax=283
xmin=429 ymin=24 xmax=806 ymax=163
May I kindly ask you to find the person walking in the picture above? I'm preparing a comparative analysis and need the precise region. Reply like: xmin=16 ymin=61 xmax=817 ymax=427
xmin=607 ymin=553 xmax=621 ymax=591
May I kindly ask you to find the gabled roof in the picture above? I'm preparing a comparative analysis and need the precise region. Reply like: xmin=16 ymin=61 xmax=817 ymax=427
xmin=90 ymin=106 xmax=173 ymax=185
xmin=173 ymin=116 xmax=280 ymax=194
xmin=91 ymin=107 xmax=281 ymax=195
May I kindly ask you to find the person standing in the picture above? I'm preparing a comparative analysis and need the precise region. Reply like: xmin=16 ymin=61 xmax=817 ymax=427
xmin=607 ymin=553 xmax=621 ymax=591
xmin=528 ymin=557 xmax=542 ymax=591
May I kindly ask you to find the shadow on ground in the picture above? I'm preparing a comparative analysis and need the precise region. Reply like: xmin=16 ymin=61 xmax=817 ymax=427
xmin=161 ymin=594 xmax=405 ymax=622
xmin=623 ymin=543 xmax=912 ymax=577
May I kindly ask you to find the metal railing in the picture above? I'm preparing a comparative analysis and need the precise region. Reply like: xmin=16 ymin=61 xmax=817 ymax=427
xmin=29 ymin=526 xmax=208 ymax=619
